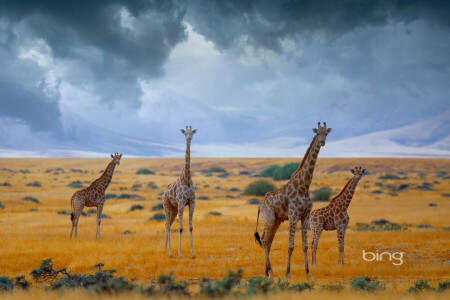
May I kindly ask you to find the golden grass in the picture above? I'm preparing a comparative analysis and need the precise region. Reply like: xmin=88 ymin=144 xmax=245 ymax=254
xmin=0 ymin=157 xmax=449 ymax=299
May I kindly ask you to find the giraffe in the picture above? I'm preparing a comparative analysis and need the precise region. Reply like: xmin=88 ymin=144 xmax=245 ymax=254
xmin=70 ymin=153 xmax=122 ymax=239
xmin=254 ymin=122 xmax=332 ymax=278
xmin=163 ymin=126 xmax=197 ymax=258
xmin=310 ymin=166 xmax=366 ymax=266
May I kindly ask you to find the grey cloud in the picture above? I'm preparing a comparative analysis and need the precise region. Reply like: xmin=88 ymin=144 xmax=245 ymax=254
xmin=187 ymin=0 xmax=450 ymax=54
xmin=0 ymin=0 xmax=188 ymax=106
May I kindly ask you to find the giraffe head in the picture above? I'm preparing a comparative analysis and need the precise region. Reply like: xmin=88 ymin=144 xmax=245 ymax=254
xmin=110 ymin=153 xmax=122 ymax=165
xmin=181 ymin=125 xmax=197 ymax=141
xmin=312 ymin=122 xmax=332 ymax=146
xmin=350 ymin=166 xmax=366 ymax=179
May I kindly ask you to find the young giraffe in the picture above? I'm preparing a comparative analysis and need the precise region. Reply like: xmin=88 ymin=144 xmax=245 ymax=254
xmin=310 ymin=166 xmax=366 ymax=266
xmin=163 ymin=126 xmax=197 ymax=258
xmin=70 ymin=153 xmax=122 ymax=239
xmin=255 ymin=122 xmax=332 ymax=278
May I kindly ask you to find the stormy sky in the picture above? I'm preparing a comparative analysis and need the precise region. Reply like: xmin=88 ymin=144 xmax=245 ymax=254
xmin=0 ymin=0 xmax=449 ymax=157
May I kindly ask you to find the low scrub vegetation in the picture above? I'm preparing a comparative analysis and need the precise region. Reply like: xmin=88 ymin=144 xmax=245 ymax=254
xmin=354 ymin=220 xmax=405 ymax=231
xmin=378 ymin=173 xmax=400 ymax=180
xmin=312 ymin=187 xmax=332 ymax=201
xmin=26 ymin=181 xmax=41 ymax=187
xmin=244 ymin=180 xmax=276 ymax=196
xmin=152 ymin=203 xmax=164 ymax=211
xmin=149 ymin=213 xmax=165 ymax=222
xmin=68 ymin=180 xmax=84 ymax=188
xmin=136 ymin=168 xmax=155 ymax=175
xmin=350 ymin=276 xmax=382 ymax=291
xmin=202 ymin=166 xmax=226 ymax=173
xmin=22 ymin=196 xmax=40 ymax=204
xmin=129 ymin=204 xmax=144 ymax=212
xmin=260 ymin=163 xmax=299 ymax=180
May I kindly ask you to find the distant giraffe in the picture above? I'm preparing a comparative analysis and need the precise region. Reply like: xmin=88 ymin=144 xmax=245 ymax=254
xmin=70 ymin=153 xmax=122 ymax=239
xmin=163 ymin=126 xmax=197 ymax=258
xmin=310 ymin=167 xmax=366 ymax=266
xmin=254 ymin=122 xmax=332 ymax=278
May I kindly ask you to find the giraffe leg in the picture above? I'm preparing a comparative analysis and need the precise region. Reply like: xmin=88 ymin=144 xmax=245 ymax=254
xmin=300 ymin=217 xmax=310 ymax=277
xmin=96 ymin=204 xmax=104 ymax=240
xmin=178 ymin=203 xmax=186 ymax=258
xmin=188 ymin=201 xmax=196 ymax=258
xmin=261 ymin=220 xmax=280 ymax=278
xmin=74 ymin=214 xmax=81 ymax=238
xmin=286 ymin=218 xmax=299 ymax=279
xmin=164 ymin=202 xmax=177 ymax=257
xmin=337 ymin=227 xmax=346 ymax=266
xmin=70 ymin=216 xmax=75 ymax=239
xmin=311 ymin=226 xmax=323 ymax=266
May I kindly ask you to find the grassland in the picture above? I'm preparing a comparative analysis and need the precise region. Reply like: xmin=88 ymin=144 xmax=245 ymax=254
xmin=0 ymin=157 xmax=449 ymax=299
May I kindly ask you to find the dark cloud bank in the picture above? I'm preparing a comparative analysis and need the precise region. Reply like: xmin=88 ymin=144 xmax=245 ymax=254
xmin=0 ymin=0 xmax=449 ymax=156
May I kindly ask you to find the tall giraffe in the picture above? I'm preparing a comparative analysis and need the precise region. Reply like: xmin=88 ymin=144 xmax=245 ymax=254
xmin=163 ymin=126 xmax=197 ymax=258
xmin=310 ymin=167 xmax=366 ymax=266
xmin=70 ymin=153 xmax=122 ymax=239
xmin=254 ymin=122 xmax=332 ymax=278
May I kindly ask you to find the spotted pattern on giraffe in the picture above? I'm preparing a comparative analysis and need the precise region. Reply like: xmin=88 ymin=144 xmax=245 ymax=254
xmin=310 ymin=166 xmax=366 ymax=266
xmin=163 ymin=126 xmax=197 ymax=258
xmin=254 ymin=122 xmax=332 ymax=279
xmin=70 ymin=153 xmax=121 ymax=239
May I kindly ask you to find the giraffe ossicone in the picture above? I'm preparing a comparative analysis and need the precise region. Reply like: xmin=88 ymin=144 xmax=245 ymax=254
xmin=310 ymin=166 xmax=366 ymax=266
xmin=163 ymin=125 xmax=197 ymax=258
xmin=70 ymin=153 xmax=122 ymax=239
xmin=254 ymin=122 xmax=331 ymax=278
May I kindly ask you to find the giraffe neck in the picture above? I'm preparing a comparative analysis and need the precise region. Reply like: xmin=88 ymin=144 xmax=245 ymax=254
xmin=289 ymin=135 xmax=321 ymax=192
xmin=97 ymin=161 xmax=116 ymax=191
xmin=331 ymin=176 xmax=360 ymax=210
xmin=180 ymin=139 xmax=191 ymax=185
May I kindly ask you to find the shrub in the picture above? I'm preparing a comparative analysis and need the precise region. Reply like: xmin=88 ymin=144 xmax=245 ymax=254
xmin=442 ymin=193 xmax=450 ymax=197
xmin=378 ymin=173 xmax=400 ymax=180
xmin=121 ymin=230 xmax=133 ymax=235
xmin=149 ymin=213 xmax=165 ymax=222
xmin=147 ymin=182 xmax=158 ymax=189
xmin=288 ymin=282 xmax=313 ymax=291
xmin=106 ymin=193 xmax=117 ymax=199
xmin=354 ymin=221 xmax=404 ymax=231
xmin=229 ymin=188 xmax=241 ymax=192
xmin=70 ymin=169 xmax=84 ymax=173
xmin=246 ymin=276 xmax=275 ymax=295
xmin=101 ymin=214 xmax=111 ymax=219
xmin=437 ymin=280 xmax=450 ymax=292
xmin=350 ymin=276 xmax=381 ymax=291
xmin=272 ymin=163 xmax=299 ymax=181
xmin=86 ymin=209 xmax=96 ymax=215
xmin=0 ymin=276 xmax=13 ymax=291
xmin=415 ymin=182 xmax=434 ymax=191
xmin=260 ymin=165 xmax=280 ymax=178
xmin=30 ymin=258 xmax=66 ymax=283
xmin=371 ymin=190 xmax=383 ymax=194
xmin=248 ymin=198 xmax=260 ymax=205
xmin=132 ymin=184 xmax=141 ymax=190
xmin=157 ymin=273 xmax=189 ymax=296
xmin=208 ymin=211 xmax=222 ymax=216
xmin=118 ymin=193 xmax=141 ymax=199
xmin=428 ymin=203 xmax=437 ymax=207
xmin=312 ymin=187 xmax=332 ymax=201
xmin=216 ymin=173 xmax=229 ymax=178
xmin=417 ymin=172 xmax=426 ymax=178
xmin=136 ymin=168 xmax=155 ymax=175
xmin=407 ymin=278 xmax=434 ymax=292
xmin=57 ymin=210 xmax=70 ymax=215
xmin=152 ymin=203 xmax=164 ymax=211
xmin=12 ymin=276 xmax=30 ymax=290
xmin=0 ymin=182 xmax=11 ymax=186
xmin=321 ymin=283 xmax=344 ymax=291
xmin=129 ymin=204 xmax=144 ymax=212
xmin=197 ymin=196 xmax=210 ymax=200
xmin=26 ymin=181 xmax=41 ymax=187
xmin=200 ymin=269 xmax=242 ymax=297
xmin=23 ymin=196 xmax=40 ymax=204
xmin=68 ymin=181 xmax=84 ymax=188
xmin=203 ymin=166 xmax=226 ymax=173
xmin=244 ymin=180 xmax=276 ymax=196
xmin=0 ymin=201 xmax=4 ymax=209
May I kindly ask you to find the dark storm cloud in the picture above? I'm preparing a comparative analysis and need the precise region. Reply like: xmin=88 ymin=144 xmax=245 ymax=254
xmin=0 ymin=0 xmax=188 ymax=106
xmin=187 ymin=0 xmax=450 ymax=53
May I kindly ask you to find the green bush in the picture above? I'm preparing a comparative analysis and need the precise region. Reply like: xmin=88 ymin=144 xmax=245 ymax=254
xmin=378 ymin=173 xmax=400 ymax=180
xmin=247 ymin=198 xmax=260 ymax=205
xmin=203 ymin=166 xmax=226 ymax=173
xmin=136 ymin=168 xmax=155 ymax=175
xmin=118 ymin=193 xmax=141 ymax=199
xmin=288 ymin=282 xmax=313 ymax=291
xmin=438 ymin=280 xmax=450 ymax=292
xmin=320 ymin=283 xmax=344 ymax=291
xmin=106 ymin=193 xmax=117 ymax=199
xmin=151 ymin=203 xmax=164 ymax=211
xmin=0 ymin=201 xmax=4 ymax=209
xmin=0 ymin=276 xmax=13 ymax=291
xmin=197 ymin=196 xmax=210 ymax=200
xmin=354 ymin=222 xmax=404 ymax=231
xmin=26 ymin=181 xmax=41 ymax=187
xmin=260 ymin=165 xmax=280 ymax=178
xmin=246 ymin=276 xmax=275 ymax=295
xmin=208 ymin=211 xmax=222 ymax=216
xmin=157 ymin=273 xmax=189 ymax=296
xmin=407 ymin=278 xmax=434 ymax=292
xmin=200 ymin=269 xmax=242 ymax=297
xmin=57 ymin=210 xmax=70 ymax=215
xmin=22 ymin=196 xmax=40 ymax=204
xmin=129 ymin=204 xmax=144 ymax=212
xmin=244 ymin=180 xmax=276 ymax=196
xmin=350 ymin=276 xmax=382 ymax=291
xmin=312 ymin=187 xmax=332 ymax=201
xmin=68 ymin=181 xmax=84 ymax=188
xmin=149 ymin=213 xmax=165 ymax=222
xmin=272 ymin=163 xmax=299 ymax=180
xmin=30 ymin=258 xmax=62 ymax=283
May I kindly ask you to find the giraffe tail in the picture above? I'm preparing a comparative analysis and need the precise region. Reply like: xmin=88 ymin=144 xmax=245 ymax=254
xmin=70 ymin=196 xmax=74 ymax=222
xmin=254 ymin=207 xmax=262 ymax=247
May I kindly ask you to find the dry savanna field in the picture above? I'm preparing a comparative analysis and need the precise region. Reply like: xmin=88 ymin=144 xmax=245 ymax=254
xmin=0 ymin=157 xmax=449 ymax=299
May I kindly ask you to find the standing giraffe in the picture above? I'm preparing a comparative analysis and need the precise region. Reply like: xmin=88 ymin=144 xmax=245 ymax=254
xmin=254 ymin=122 xmax=332 ymax=278
xmin=163 ymin=126 xmax=197 ymax=258
xmin=310 ymin=167 xmax=366 ymax=266
xmin=70 ymin=153 xmax=122 ymax=239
